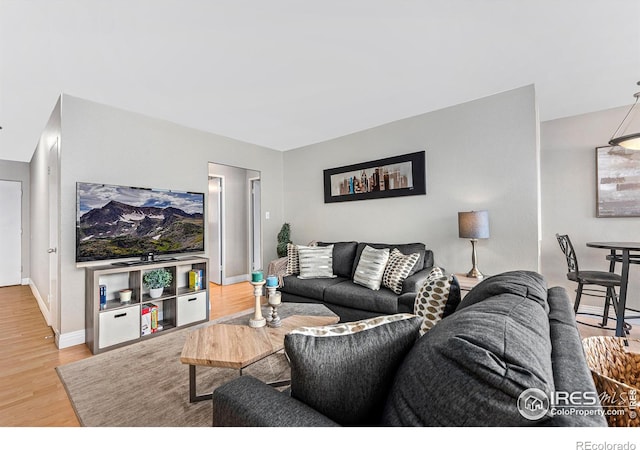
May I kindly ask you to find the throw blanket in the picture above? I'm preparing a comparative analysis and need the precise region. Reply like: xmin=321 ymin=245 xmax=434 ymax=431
xmin=267 ymin=256 xmax=288 ymax=287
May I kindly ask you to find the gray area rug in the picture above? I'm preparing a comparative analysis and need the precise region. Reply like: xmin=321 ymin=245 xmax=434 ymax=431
xmin=56 ymin=307 xmax=293 ymax=427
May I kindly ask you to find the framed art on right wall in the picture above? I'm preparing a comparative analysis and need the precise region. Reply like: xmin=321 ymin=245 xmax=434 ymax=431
xmin=596 ymin=145 xmax=640 ymax=217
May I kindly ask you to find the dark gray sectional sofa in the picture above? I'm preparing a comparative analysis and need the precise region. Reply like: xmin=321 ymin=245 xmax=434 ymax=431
xmin=212 ymin=271 xmax=607 ymax=427
xmin=278 ymin=241 xmax=436 ymax=322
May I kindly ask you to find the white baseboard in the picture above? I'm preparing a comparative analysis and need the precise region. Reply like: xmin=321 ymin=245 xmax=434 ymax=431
xmin=56 ymin=329 xmax=86 ymax=349
xmin=28 ymin=279 xmax=51 ymax=327
xmin=27 ymin=279 xmax=86 ymax=349
xmin=21 ymin=278 xmax=29 ymax=285
xmin=224 ymin=274 xmax=250 ymax=285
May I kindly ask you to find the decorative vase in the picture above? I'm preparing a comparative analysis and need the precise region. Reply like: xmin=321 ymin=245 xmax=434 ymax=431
xmin=149 ymin=287 xmax=164 ymax=299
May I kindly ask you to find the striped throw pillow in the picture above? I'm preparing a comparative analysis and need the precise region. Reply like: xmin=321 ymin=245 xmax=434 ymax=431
xmin=353 ymin=245 xmax=390 ymax=290
xmin=297 ymin=245 xmax=336 ymax=279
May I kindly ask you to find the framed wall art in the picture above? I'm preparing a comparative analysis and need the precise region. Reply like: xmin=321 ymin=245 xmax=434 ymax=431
xmin=323 ymin=151 xmax=426 ymax=204
xmin=596 ymin=145 xmax=640 ymax=217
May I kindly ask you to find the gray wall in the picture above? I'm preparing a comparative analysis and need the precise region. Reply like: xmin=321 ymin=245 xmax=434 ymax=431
xmin=283 ymin=85 xmax=540 ymax=276
xmin=31 ymin=94 xmax=283 ymax=345
xmin=0 ymin=159 xmax=30 ymax=281
xmin=541 ymin=105 xmax=640 ymax=309
xmin=29 ymin=96 xmax=61 ymax=329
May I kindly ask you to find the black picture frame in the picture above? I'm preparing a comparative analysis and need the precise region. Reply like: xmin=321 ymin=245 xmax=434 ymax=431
xmin=323 ymin=151 xmax=426 ymax=203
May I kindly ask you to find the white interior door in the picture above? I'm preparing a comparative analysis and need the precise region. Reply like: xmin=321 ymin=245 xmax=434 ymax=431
xmin=49 ymin=140 xmax=60 ymax=333
xmin=208 ymin=176 xmax=223 ymax=284
xmin=0 ymin=180 xmax=22 ymax=287
xmin=250 ymin=179 xmax=262 ymax=271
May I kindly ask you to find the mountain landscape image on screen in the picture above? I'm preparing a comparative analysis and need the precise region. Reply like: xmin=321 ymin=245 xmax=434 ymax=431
xmin=76 ymin=183 xmax=204 ymax=262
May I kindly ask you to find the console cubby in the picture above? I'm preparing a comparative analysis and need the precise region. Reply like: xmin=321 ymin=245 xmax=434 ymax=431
xmin=85 ymin=257 xmax=209 ymax=354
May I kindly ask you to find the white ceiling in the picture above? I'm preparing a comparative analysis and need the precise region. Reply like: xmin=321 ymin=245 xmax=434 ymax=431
xmin=1 ymin=0 xmax=639 ymax=162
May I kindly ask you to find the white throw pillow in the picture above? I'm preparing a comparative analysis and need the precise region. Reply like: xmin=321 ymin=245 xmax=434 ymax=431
xmin=353 ymin=245 xmax=390 ymax=290
xmin=297 ymin=245 xmax=336 ymax=279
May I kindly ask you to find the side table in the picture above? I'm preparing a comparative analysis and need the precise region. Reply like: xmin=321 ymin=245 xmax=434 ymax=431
xmin=454 ymin=273 xmax=482 ymax=297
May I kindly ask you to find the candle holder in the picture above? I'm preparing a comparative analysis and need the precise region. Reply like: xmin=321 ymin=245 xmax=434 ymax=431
xmin=249 ymin=280 xmax=266 ymax=328
xmin=266 ymin=286 xmax=282 ymax=328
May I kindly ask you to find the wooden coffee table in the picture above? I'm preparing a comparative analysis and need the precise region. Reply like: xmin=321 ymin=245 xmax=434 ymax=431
xmin=180 ymin=303 xmax=339 ymax=402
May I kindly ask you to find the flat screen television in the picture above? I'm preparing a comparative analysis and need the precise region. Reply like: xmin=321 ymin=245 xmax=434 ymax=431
xmin=76 ymin=182 xmax=205 ymax=263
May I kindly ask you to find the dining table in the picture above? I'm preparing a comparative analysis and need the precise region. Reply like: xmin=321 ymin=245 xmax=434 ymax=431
xmin=585 ymin=242 xmax=640 ymax=337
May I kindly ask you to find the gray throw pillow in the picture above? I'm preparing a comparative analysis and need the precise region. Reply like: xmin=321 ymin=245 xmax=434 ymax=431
xmin=353 ymin=245 xmax=390 ymax=290
xmin=297 ymin=245 xmax=336 ymax=279
xmin=285 ymin=314 xmax=423 ymax=425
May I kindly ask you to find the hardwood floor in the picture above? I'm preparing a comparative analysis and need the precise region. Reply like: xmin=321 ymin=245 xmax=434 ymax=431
xmin=0 ymin=281 xmax=254 ymax=427
xmin=0 ymin=281 xmax=637 ymax=427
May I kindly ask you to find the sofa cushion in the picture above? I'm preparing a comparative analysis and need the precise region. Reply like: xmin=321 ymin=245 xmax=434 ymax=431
xmin=383 ymin=248 xmax=421 ymax=294
xmin=382 ymin=270 xmax=555 ymax=426
xmin=351 ymin=243 xmax=427 ymax=278
xmin=317 ymin=241 xmax=358 ymax=278
xmin=413 ymin=273 xmax=461 ymax=335
xmin=353 ymin=245 xmax=390 ymax=290
xmin=285 ymin=313 xmax=423 ymax=426
xmin=457 ymin=270 xmax=549 ymax=314
xmin=280 ymin=275 xmax=347 ymax=301
xmin=297 ymin=245 xmax=337 ymax=279
xmin=323 ymin=281 xmax=400 ymax=315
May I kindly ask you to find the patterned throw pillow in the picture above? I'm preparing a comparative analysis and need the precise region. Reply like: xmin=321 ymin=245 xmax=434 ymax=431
xmin=285 ymin=243 xmax=300 ymax=275
xmin=297 ymin=245 xmax=336 ymax=279
xmin=290 ymin=313 xmax=417 ymax=337
xmin=284 ymin=313 xmax=423 ymax=425
xmin=426 ymin=266 xmax=444 ymax=281
xmin=414 ymin=273 xmax=461 ymax=336
xmin=382 ymin=248 xmax=420 ymax=294
xmin=353 ymin=245 xmax=390 ymax=290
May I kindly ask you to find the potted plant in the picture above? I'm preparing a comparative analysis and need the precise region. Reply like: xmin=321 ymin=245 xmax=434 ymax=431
xmin=277 ymin=223 xmax=292 ymax=258
xmin=143 ymin=268 xmax=173 ymax=298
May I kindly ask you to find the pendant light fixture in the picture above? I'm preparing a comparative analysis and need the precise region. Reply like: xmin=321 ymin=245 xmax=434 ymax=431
xmin=609 ymin=81 xmax=640 ymax=150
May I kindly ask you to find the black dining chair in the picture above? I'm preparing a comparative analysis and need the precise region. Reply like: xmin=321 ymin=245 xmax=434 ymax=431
xmin=555 ymin=234 xmax=623 ymax=330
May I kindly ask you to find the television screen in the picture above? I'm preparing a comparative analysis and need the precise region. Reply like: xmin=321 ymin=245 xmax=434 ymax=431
xmin=76 ymin=182 xmax=205 ymax=263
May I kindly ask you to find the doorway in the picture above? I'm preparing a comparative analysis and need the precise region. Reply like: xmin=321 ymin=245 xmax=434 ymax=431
xmin=0 ymin=180 xmax=22 ymax=287
xmin=208 ymin=163 xmax=261 ymax=285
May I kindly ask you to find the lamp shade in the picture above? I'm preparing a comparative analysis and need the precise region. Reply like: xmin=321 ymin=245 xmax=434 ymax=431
xmin=458 ymin=210 xmax=490 ymax=239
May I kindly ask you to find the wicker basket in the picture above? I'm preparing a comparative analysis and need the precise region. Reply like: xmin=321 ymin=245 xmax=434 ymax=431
xmin=582 ymin=336 xmax=640 ymax=427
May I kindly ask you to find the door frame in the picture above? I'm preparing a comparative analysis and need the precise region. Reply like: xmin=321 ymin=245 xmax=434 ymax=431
xmin=249 ymin=177 xmax=262 ymax=272
xmin=209 ymin=175 xmax=225 ymax=285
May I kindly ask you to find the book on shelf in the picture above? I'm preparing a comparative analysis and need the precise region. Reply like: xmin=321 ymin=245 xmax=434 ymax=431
xmin=141 ymin=303 xmax=152 ymax=336
xmin=142 ymin=303 xmax=159 ymax=334
xmin=99 ymin=285 xmax=107 ymax=310
xmin=189 ymin=269 xmax=205 ymax=290
xmin=150 ymin=304 xmax=159 ymax=332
